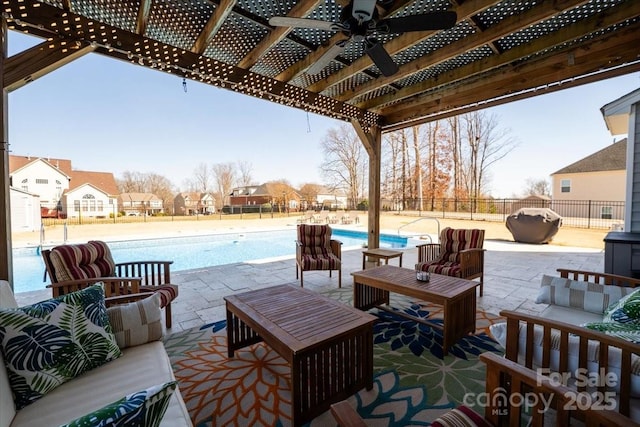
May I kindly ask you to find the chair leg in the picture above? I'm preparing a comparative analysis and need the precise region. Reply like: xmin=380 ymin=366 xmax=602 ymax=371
xmin=338 ymin=269 xmax=341 ymax=288
xmin=300 ymin=270 xmax=304 ymax=288
xmin=165 ymin=302 xmax=172 ymax=329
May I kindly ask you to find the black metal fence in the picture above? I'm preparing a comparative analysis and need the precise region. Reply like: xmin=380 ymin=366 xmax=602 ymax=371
xmin=380 ymin=198 xmax=625 ymax=230
xmin=39 ymin=198 xmax=625 ymax=230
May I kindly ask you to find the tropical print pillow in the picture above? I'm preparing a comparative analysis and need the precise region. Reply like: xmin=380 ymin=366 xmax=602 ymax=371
xmin=604 ymin=288 xmax=640 ymax=324
xmin=582 ymin=321 xmax=640 ymax=343
xmin=0 ymin=285 xmax=121 ymax=409
xmin=60 ymin=381 xmax=177 ymax=427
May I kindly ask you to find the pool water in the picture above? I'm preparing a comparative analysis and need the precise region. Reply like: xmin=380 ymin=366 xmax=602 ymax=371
xmin=13 ymin=228 xmax=407 ymax=293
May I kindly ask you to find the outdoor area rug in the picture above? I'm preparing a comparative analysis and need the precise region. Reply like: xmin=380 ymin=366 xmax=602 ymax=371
xmin=163 ymin=287 xmax=505 ymax=426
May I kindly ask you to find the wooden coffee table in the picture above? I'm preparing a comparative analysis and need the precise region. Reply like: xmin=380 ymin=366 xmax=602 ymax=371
xmin=351 ymin=265 xmax=477 ymax=355
xmin=224 ymin=285 xmax=376 ymax=426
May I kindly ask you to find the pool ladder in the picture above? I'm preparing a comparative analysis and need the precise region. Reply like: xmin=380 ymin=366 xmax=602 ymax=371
xmin=397 ymin=217 xmax=440 ymax=244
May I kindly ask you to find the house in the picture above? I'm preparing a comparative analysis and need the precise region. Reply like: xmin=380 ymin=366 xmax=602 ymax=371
xmin=229 ymin=183 xmax=301 ymax=212
xmin=509 ymin=195 xmax=551 ymax=213
xmin=312 ymin=186 xmax=348 ymax=210
xmin=550 ymin=138 xmax=626 ymax=220
xmin=173 ymin=192 xmax=216 ymax=215
xmin=119 ymin=192 xmax=164 ymax=216
xmin=9 ymin=187 xmax=40 ymax=232
xmin=8 ymin=155 xmax=119 ymax=219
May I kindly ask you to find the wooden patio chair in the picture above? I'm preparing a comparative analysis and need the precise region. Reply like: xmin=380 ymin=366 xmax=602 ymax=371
xmin=415 ymin=227 xmax=485 ymax=296
xmin=295 ymin=224 xmax=342 ymax=288
xmin=42 ymin=240 xmax=178 ymax=328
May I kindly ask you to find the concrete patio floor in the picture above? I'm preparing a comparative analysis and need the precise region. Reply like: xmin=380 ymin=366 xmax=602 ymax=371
xmin=14 ymin=237 xmax=604 ymax=334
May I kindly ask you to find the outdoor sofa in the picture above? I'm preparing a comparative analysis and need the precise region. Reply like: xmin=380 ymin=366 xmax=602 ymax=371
xmin=490 ymin=268 xmax=640 ymax=422
xmin=0 ymin=279 xmax=192 ymax=427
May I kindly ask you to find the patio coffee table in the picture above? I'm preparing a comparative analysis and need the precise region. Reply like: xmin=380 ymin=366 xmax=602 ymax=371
xmin=351 ymin=265 xmax=477 ymax=355
xmin=224 ymin=284 xmax=376 ymax=426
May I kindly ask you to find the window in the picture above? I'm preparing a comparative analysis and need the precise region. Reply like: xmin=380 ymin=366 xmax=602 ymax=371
xmin=36 ymin=178 xmax=48 ymax=184
xmin=602 ymin=206 xmax=613 ymax=220
xmin=561 ymin=179 xmax=571 ymax=193
xmin=21 ymin=178 xmax=28 ymax=192
xmin=74 ymin=200 xmax=80 ymax=212
xmin=82 ymin=194 xmax=95 ymax=212
xmin=97 ymin=200 xmax=104 ymax=211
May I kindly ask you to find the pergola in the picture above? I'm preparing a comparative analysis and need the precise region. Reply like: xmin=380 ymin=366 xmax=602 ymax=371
xmin=1 ymin=0 xmax=639 ymax=284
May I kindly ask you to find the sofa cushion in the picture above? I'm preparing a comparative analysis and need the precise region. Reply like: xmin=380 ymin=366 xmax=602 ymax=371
xmin=535 ymin=275 xmax=634 ymax=314
xmin=60 ymin=381 xmax=177 ymax=427
xmin=107 ymin=293 xmax=163 ymax=349
xmin=48 ymin=240 xmax=116 ymax=282
xmin=489 ymin=322 xmax=640 ymax=397
xmin=10 ymin=341 xmax=191 ymax=427
xmin=0 ymin=285 xmax=121 ymax=409
xmin=431 ymin=405 xmax=491 ymax=427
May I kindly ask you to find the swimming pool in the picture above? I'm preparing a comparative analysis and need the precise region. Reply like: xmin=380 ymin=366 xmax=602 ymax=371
xmin=13 ymin=228 xmax=407 ymax=293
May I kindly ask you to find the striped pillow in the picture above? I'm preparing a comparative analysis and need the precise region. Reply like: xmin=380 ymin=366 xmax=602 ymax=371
xmin=431 ymin=406 xmax=490 ymax=427
xmin=535 ymin=275 xmax=634 ymax=314
xmin=107 ymin=293 xmax=163 ymax=349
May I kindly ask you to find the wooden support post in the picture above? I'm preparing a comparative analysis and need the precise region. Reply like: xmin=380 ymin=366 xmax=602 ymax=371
xmin=352 ymin=120 xmax=381 ymax=250
xmin=0 ymin=17 xmax=13 ymax=286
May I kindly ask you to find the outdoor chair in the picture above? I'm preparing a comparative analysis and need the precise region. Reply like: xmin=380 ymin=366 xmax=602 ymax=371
xmin=295 ymin=224 xmax=342 ymax=288
xmin=42 ymin=240 xmax=178 ymax=328
xmin=415 ymin=227 xmax=485 ymax=296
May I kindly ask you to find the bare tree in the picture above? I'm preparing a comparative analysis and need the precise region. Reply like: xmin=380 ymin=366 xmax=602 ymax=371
xmin=524 ymin=178 xmax=551 ymax=197
xmin=299 ymin=183 xmax=324 ymax=209
xmin=382 ymin=131 xmax=403 ymax=210
xmin=146 ymin=173 xmax=175 ymax=210
xmin=192 ymin=163 xmax=212 ymax=193
xmin=237 ymin=161 xmax=254 ymax=186
xmin=319 ymin=124 xmax=368 ymax=209
xmin=212 ymin=162 xmax=236 ymax=206
xmin=460 ymin=111 xmax=518 ymax=202
xmin=117 ymin=171 xmax=148 ymax=193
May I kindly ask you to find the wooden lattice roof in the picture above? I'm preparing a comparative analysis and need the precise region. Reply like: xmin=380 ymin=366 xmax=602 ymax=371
xmin=3 ymin=0 xmax=640 ymax=131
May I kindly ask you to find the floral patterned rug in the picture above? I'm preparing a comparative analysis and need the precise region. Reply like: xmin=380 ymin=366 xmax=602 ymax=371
xmin=163 ymin=287 xmax=504 ymax=426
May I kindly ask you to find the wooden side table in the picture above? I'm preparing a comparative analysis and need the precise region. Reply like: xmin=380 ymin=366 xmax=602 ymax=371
xmin=362 ymin=248 xmax=403 ymax=270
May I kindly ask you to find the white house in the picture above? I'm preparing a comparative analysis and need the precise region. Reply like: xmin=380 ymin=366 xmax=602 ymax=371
xmin=9 ymin=157 xmax=70 ymax=211
xmin=63 ymin=183 xmax=118 ymax=219
xmin=9 ymin=187 xmax=40 ymax=232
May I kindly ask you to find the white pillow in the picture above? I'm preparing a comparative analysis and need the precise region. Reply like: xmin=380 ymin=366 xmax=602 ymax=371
xmin=107 ymin=293 xmax=163 ymax=349
xmin=536 ymin=275 xmax=635 ymax=314
xmin=489 ymin=322 xmax=640 ymax=397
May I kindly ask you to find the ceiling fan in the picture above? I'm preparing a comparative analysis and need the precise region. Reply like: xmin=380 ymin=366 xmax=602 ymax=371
xmin=269 ymin=0 xmax=457 ymax=77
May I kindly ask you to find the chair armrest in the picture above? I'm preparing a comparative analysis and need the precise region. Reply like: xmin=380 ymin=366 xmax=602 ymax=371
xmin=499 ymin=309 xmax=640 ymax=418
xmin=115 ymin=261 xmax=173 ymax=286
xmin=105 ymin=293 xmax=153 ymax=307
xmin=330 ymin=239 xmax=342 ymax=259
xmin=556 ymin=268 xmax=640 ymax=287
xmin=458 ymin=248 xmax=485 ymax=278
xmin=416 ymin=243 xmax=440 ymax=263
xmin=330 ymin=401 xmax=367 ymax=427
xmin=48 ymin=277 xmax=142 ymax=298
xmin=480 ymin=352 xmax=640 ymax=426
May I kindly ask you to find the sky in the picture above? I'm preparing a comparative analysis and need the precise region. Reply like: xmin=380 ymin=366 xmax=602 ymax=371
xmin=6 ymin=31 xmax=640 ymax=198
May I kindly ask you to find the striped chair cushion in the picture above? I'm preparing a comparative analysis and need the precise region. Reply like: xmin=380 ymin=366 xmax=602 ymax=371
xmin=49 ymin=240 xmax=116 ymax=282
xmin=140 ymin=284 xmax=179 ymax=308
xmin=297 ymin=224 xmax=333 ymax=257
xmin=431 ymin=406 xmax=490 ymax=427
xmin=417 ymin=261 xmax=461 ymax=277
xmin=440 ymin=228 xmax=484 ymax=263
xmin=299 ymin=254 xmax=340 ymax=270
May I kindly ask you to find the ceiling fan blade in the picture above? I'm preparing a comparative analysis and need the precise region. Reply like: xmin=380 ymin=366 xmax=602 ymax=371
xmin=351 ymin=0 xmax=377 ymax=22
xmin=365 ymin=39 xmax=398 ymax=77
xmin=307 ymin=40 xmax=349 ymax=75
xmin=377 ymin=11 xmax=457 ymax=33
xmin=269 ymin=16 xmax=343 ymax=32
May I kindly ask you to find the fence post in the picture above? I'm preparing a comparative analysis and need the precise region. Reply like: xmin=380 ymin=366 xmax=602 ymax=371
xmin=588 ymin=200 xmax=592 ymax=229
xmin=64 ymin=222 xmax=68 ymax=243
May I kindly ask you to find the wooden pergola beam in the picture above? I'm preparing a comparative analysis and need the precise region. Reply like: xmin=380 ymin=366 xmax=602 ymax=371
xmin=136 ymin=0 xmax=152 ymax=35
xmin=192 ymin=0 xmax=236 ymax=55
xmin=238 ymin=0 xmax=321 ymax=69
xmin=335 ymin=0 xmax=590 ymax=103
xmin=382 ymin=24 xmax=640 ymax=126
xmin=275 ymin=0 xmax=414 ymax=83
xmin=306 ymin=0 xmax=499 ymax=93
xmin=3 ymin=39 xmax=95 ymax=92
xmin=365 ymin=0 xmax=640 ymax=111
xmin=0 ymin=16 xmax=11 ymax=286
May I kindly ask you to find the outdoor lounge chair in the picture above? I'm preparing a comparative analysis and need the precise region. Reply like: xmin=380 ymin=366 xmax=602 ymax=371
xmin=415 ymin=227 xmax=485 ymax=296
xmin=295 ymin=224 xmax=342 ymax=288
xmin=42 ymin=240 xmax=178 ymax=328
